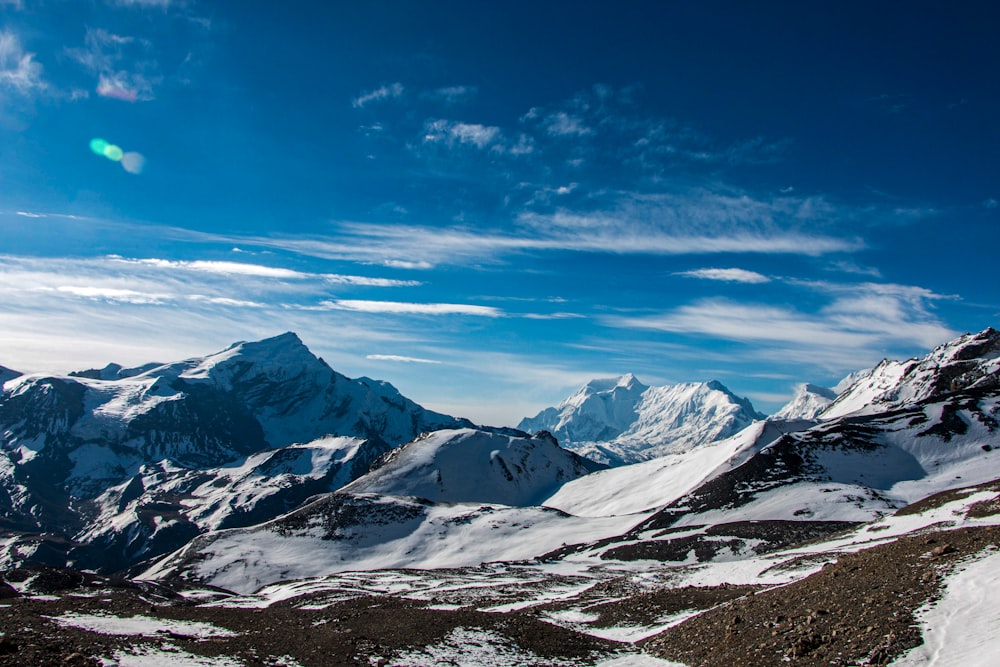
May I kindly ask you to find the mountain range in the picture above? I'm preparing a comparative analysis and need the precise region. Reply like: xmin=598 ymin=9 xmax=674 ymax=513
xmin=2 ymin=327 xmax=1000 ymax=666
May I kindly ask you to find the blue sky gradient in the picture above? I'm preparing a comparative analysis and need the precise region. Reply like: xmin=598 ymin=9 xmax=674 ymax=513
xmin=1 ymin=1 xmax=998 ymax=425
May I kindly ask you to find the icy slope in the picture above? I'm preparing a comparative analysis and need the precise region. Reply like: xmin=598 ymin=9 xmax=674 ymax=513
xmin=520 ymin=375 xmax=763 ymax=465
xmin=343 ymin=428 xmax=601 ymax=506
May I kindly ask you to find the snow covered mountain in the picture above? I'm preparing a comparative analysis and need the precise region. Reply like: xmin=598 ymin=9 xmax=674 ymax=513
xmin=342 ymin=428 xmax=602 ymax=506
xmin=772 ymin=383 xmax=837 ymax=420
xmin=820 ymin=327 xmax=1000 ymax=420
xmin=518 ymin=375 xmax=764 ymax=465
xmin=0 ymin=333 xmax=471 ymax=570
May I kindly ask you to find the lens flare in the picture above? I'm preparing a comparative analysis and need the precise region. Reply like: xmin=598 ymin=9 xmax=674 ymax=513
xmin=89 ymin=138 xmax=110 ymax=156
xmin=88 ymin=137 xmax=145 ymax=175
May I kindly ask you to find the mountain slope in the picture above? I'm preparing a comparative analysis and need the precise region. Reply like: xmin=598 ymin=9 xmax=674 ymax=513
xmin=140 ymin=492 xmax=640 ymax=594
xmin=0 ymin=333 xmax=471 ymax=571
xmin=519 ymin=375 xmax=763 ymax=465
xmin=821 ymin=327 xmax=1000 ymax=420
xmin=343 ymin=428 xmax=601 ymax=506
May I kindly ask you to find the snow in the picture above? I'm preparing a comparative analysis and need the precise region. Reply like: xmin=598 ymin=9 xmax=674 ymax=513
xmin=46 ymin=612 xmax=236 ymax=638
xmin=772 ymin=383 xmax=836 ymax=420
xmin=889 ymin=549 xmax=1000 ymax=667
xmin=520 ymin=375 xmax=762 ymax=465
xmin=142 ymin=495 xmax=642 ymax=594
xmin=102 ymin=646 xmax=246 ymax=667
xmin=543 ymin=420 xmax=794 ymax=517
xmin=343 ymin=428 xmax=595 ymax=506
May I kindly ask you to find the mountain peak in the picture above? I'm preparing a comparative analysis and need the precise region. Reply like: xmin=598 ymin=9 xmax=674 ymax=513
xmin=519 ymin=377 xmax=762 ymax=465
xmin=772 ymin=382 xmax=837 ymax=421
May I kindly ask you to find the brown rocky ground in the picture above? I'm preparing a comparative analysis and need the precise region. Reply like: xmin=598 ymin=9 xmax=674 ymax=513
xmin=0 ymin=570 xmax=623 ymax=667
xmin=643 ymin=524 xmax=1000 ymax=666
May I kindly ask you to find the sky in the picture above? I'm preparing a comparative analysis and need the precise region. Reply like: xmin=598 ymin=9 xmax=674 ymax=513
xmin=1 ymin=1 xmax=998 ymax=426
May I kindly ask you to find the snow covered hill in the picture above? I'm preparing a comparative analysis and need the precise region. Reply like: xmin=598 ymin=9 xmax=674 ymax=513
xmin=342 ymin=428 xmax=602 ymax=506
xmin=141 ymin=492 xmax=640 ymax=594
xmin=519 ymin=375 xmax=764 ymax=465
xmin=0 ymin=333 xmax=471 ymax=570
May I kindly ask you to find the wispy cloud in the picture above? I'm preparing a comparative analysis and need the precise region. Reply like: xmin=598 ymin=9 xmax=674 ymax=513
xmin=423 ymin=119 xmax=502 ymax=150
xmin=427 ymin=85 xmax=477 ymax=104
xmin=111 ymin=257 xmax=421 ymax=287
xmin=110 ymin=0 xmax=177 ymax=8
xmin=237 ymin=187 xmax=861 ymax=270
xmin=543 ymin=111 xmax=592 ymax=137
xmin=0 ymin=30 xmax=46 ymax=95
xmin=47 ymin=285 xmax=171 ymax=304
xmin=366 ymin=354 xmax=442 ymax=364
xmin=320 ymin=299 xmax=503 ymax=317
xmin=67 ymin=28 xmax=159 ymax=102
xmin=352 ymin=82 xmax=404 ymax=108
xmin=608 ymin=281 xmax=957 ymax=370
xmin=675 ymin=268 xmax=771 ymax=284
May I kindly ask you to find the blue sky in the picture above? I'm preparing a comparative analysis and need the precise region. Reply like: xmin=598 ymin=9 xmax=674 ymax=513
xmin=1 ymin=1 xmax=998 ymax=426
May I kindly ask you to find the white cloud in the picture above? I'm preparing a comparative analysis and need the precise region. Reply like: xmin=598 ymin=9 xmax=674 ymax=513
xmin=0 ymin=30 xmax=45 ymax=94
xmin=428 ymin=85 xmax=477 ymax=104
xmin=366 ymin=354 xmax=441 ymax=364
xmin=352 ymin=82 xmax=404 ymax=108
xmin=321 ymin=299 xmax=504 ymax=317
xmin=51 ymin=285 xmax=172 ymax=304
xmin=110 ymin=0 xmax=176 ymax=7
xmin=544 ymin=111 xmax=592 ymax=137
xmin=423 ymin=119 xmax=502 ymax=149
xmin=675 ymin=268 xmax=771 ymax=284
xmin=113 ymin=257 xmax=421 ymax=287
xmin=608 ymin=281 xmax=957 ymax=369
xmin=68 ymin=28 xmax=159 ymax=102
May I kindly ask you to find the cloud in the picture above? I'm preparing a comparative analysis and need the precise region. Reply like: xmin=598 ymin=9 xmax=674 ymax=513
xmin=112 ymin=257 xmax=421 ymax=287
xmin=543 ymin=111 xmax=592 ymax=137
xmin=0 ymin=30 xmax=46 ymax=95
xmin=320 ymin=299 xmax=504 ymax=317
xmin=675 ymin=268 xmax=771 ymax=284
xmin=352 ymin=82 xmax=404 ymax=108
xmin=427 ymin=85 xmax=477 ymax=104
xmin=50 ymin=285 xmax=171 ymax=304
xmin=607 ymin=281 xmax=957 ymax=369
xmin=423 ymin=119 xmax=502 ymax=150
xmin=67 ymin=28 xmax=159 ymax=102
xmin=366 ymin=354 xmax=442 ymax=364
xmin=110 ymin=0 xmax=177 ymax=7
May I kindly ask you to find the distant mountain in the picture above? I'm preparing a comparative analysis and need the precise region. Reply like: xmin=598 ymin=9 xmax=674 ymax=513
xmin=343 ymin=428 xmax=602 ymax=506
xmin=519 ymin=375 xmax=764 ymax=465
xmin=0 ymin=333 xmax=471 ymax=570
xmin=772 ymin=383 xmax=837 ymax=420
xmin=553 ymin=328 xmax=1000 ymax=566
